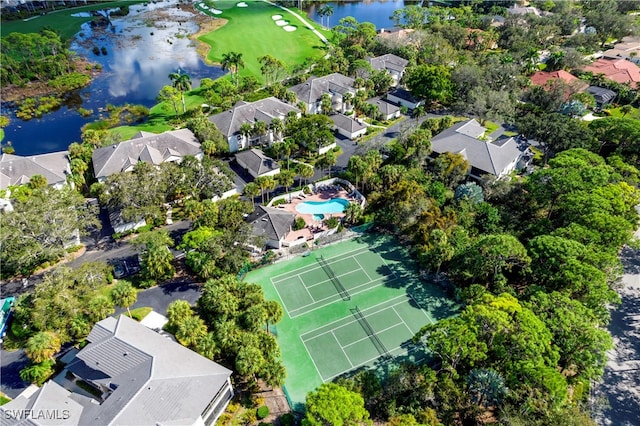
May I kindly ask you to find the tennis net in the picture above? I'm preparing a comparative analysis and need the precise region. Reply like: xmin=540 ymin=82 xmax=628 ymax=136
xmin=351 ymin=306 xmax=391 ymax=358
xmin=318 ymin=255 xmax=350 ymax=301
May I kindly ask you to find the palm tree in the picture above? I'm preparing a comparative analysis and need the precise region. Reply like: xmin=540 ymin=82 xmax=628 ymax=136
xmin=176 ymin=315 xmax=208 ymax=348
xmin=270 ymin=118 xmax=284 ymax=143
xmin=466 ymin=368 xmax=508 ymax=408
xmin=168 ymin=69 xmax=192 ymax=113
xmin=221 ymin=51 xmax=245 ymax=87
xmin=620 ymin=104 xmax=633 ymax=117
xmin=25 ymin=331 xmax=61 ymax=363
xmin=243 ymin=182 xmax=260 ymax=208
xmin=282 ymin=138 xmax=298 ymax=170
xmin=323 ymin=5 xmax=334 ymax=28
xmin=263 ymin=175 xmax=276 ymax=203
xmin=277 ymin=170 xmax=295 ymax=196
xmin=111 ymin=280 xmax=137 ymax=317
xmin=297 ymin=163 xmax=314 ymax=186
xmin=343 ymin=202 xmax=363 ymax=225
xmin=252 ymin=120 xmax=268 ymax=145
xmin=239 ymin=122 xmax=253 ymax=147
xmin=254 ymin=176 xmax=269 ymax=204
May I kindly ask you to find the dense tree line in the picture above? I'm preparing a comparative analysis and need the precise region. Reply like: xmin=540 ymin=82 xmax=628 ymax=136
xmin=0 ymin=30 xmax=81 ymax=87
xmin=0 ymin=185 xmax=100 ymax=277
xmin=166 ymin=275 xmax=286 ymax=388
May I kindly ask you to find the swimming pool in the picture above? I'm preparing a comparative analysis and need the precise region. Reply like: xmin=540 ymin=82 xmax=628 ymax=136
xmin=296 ymin=198 xmax=350 ymax=215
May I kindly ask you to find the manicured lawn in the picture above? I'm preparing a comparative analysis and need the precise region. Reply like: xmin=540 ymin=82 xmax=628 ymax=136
xmin=604 ymin=106 xmax=640 ymax=119
xmin=126 ymin=306 xmax=153 ymax=321
xmin=196 ymin=1 xmax=330 ymax=84
xmin=1 ymin=1 xmax=143 ymax=39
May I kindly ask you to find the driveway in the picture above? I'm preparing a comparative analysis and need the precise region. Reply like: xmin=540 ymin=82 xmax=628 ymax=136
xmin=115 ymin=279 xmax=203 ymax=316
xmin=0 ymin=348 xmax=29 ymax=399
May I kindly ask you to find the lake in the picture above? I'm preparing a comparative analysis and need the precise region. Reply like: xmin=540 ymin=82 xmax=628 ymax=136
xmin=304 ymin=0 xmax=423 ymax=30
xmin=2 ymin=1 xmax=224 ymax=156
xmin=2 ymin=0 xmax=422 ymax=156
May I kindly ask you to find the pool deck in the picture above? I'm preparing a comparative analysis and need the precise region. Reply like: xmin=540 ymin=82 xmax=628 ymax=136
xmin=275 ymin=186 xmax=356 ymax=244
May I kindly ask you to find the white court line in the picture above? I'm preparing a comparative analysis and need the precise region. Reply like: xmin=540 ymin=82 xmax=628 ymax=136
xmin=353 ymin=256 xmax=372 ymax=281
xmin=300 ymin=296 xmax=410 ymax=342
xmin=271 ymin=246 xmax=371 ymax=283
xmin=377 ymin=255 xmax=399 ymax=280
xmin=290 ymin=274 xmax=392 ymax=318
xmin=271 ymin=276 xmax=292 ymax=320
xmin=342 ymin=321 xmax=405 ymax=350
xmin=407 ymin=292 xmax=436 ymax=324
xmin=300 ymin=334 xmax=325 ymax=381
xmin=332 ymin=330 xmax=354 ymax=368
xmin=392 ymin=306 xmax=418 ymax=336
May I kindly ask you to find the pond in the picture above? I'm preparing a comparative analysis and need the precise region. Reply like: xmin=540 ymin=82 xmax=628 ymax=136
xmin=304 ymin=0 xmax=424 ymax=31
xmin=2 ymin=0 xmax=224 ymax=156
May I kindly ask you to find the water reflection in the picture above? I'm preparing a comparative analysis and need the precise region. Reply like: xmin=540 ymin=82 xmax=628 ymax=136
xmin=3 ymin=0 xmax=224 ymax=155
xmin=305 ymin=0 xmax=423 ymax=30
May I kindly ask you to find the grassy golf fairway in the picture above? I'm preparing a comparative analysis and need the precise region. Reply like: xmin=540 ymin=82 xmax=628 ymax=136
xmin=0 ymin=1 xmax=142 ymax=39
xmin=196 ymin=0 xmax=329 ymax=84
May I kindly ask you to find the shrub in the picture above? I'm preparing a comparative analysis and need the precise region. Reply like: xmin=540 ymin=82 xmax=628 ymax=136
xmin=257 ymin=405 xmax=269 ymax=419
xmin=241 ymin=410 xmax=257 ymax=425
xmin=302 ymin=186 xmax=311 ymax=194
xmin=272 ymin=198 xmax=286 ymax=206
xmin=325 ymin=217 xmax=339 ymax=229
xmin=293 ymin=217 xmax=306 ymax=231
xmin=279 ymin=413 xmax=295 ymax=426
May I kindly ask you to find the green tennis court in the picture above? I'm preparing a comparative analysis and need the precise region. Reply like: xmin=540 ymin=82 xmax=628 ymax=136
xmin=245 ymin=233 xmax=459 ymax=411
xmin=271 ymin=247 xmax=397 ymax=318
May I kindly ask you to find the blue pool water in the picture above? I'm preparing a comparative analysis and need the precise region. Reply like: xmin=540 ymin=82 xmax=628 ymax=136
xmin=313 ymin=214 xmax=325 ymax=221
xmin=296 ymin=198 xmax=350 ymax=215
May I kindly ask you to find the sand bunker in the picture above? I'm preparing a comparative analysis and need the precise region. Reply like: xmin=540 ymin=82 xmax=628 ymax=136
xmin=211 ymin=9 xmax=222 ymax=14
xmin=283 ymin=25 xmax=297 ymax=32
xmin=199 ymin=3 xmax=208 ymax=9
xmin=237 ymin=2 xmax=248 ymax=7
xmin=272 ymin=15 xmax=283 ymax=20
xmin=276 ymin=20 xmax=288 ymax=26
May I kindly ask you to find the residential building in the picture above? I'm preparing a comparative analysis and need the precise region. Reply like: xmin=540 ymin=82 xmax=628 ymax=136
xmin=329 ymin=114 xmax=367 ymax=140
xmin=92 ymin=129 xmax=201 ymax=182
xmin=235 ymin=148 xmax=280 ymax=179
xmin=430 ymin=119 xmax=524 ymax=179
xmin=0 ymin=315 xmax=234 ymax=426
xmin=376 ymin=27 xmax=415 ymax=44
xmin=529 ymin=70 xmax=589 ymax=100
xmin=208 ymin=97 xmax=299 ymax=153
xmin=583 ymin=57 xmax=640 ymax=88
xmin=0 ymin=151 xmax=70 ymax=190
xmin=386 ymin=88 xmax=423 ymax=110
xmin=289 ymin=73 xmax=357 ymax=115
xmin=366 ymin=98 xmax=401 ymax=121
xmin=587 ymin=86 xmax=617 ymax=108
xmin=603 ymin=36 xmax=640 ymax=65
xmin=246 ymin=205 xmax=296 ymax=250
xmin=366 ymin=53 xmax=409 ymax=86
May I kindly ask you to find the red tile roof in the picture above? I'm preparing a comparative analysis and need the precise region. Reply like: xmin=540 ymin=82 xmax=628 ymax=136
xmin=530 ymin=70 xmax=581 ymax=86
xmin=583 ymin=58 xmax=640 ymax=88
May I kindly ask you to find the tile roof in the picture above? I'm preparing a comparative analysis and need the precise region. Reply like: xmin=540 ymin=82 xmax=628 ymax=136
xmin=235 ymin=149 xmax=279 ymax=177
xmin=289 ymin=73 xmax=356 ymax=105
xmin=530 ymin=70 xmax=583 ymax=86
xmin=92 ymin=129 xmax=201 ymax=180
xmin=246 ymin=206 xmax=295 ymax=241
xmin=584 ymin=58 xmax=640 ymax=88
xmin=366 ymin=98 xmax=400 ymax=117
xmin=208 ymin=97 xmax=297 ymax=138
xmin=329 ymin=113 xmax=366 ymax=134
xmin=366 ymin=53 xmax=409 ymax=73
xmin=0 ymin=151 xmax=69 ymax=189
xmin=431 ymin=119 xmax=522 ymax=177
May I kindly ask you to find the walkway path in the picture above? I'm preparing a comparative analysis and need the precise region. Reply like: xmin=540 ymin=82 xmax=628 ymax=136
xmin=262 ymin=0 xmax=328 ymax=43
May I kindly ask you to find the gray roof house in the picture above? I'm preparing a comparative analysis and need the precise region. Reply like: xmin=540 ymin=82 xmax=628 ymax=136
xmin=246 ymin=205 xmax=296 ymax=249
xmin=0 ymin=315 xmax=233 ymax=426
xmin=366 ymin=53 xmax=409 ymax=86
xmin=430 ymin=119 xmax=523 ymax=178
xmin=92 ymin=129 xmax=201 ymax=182
xmin=366 ymin=98 xmax=401 ymax=121
xmin=386 ymin=88 xmax=423 ymax=110
xmin=587 ymin=86 xmax=617 ymax=108
xmin=330 ymin=113 xmax=367 ymax=140
xmin=289 ymin=73 xmax=357 ymax=115
xmin=235 ymin=148 xmax=280 ymax=179
xmin=208 ymin=97 xmax=299 ymax=153
xmin=0 ymin=151 xmax=70 ymax=190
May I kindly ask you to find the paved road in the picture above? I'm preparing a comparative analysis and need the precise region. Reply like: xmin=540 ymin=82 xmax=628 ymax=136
xmin=115 ymin=280 xmax=202 ymax=317
xmin=0 ymin=348 xmax=29 ymax=399
xmin=593 ymin=245 xmax=640 ymax=426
